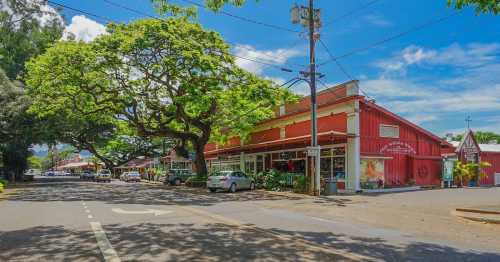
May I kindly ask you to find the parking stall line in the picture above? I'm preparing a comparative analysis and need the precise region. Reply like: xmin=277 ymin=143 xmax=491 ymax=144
xmin=90 ymin=222 xmax=121 ymax=262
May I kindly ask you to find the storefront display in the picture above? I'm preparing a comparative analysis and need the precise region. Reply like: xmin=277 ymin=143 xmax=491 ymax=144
xmin=320 ymin=146 xmax=346 ymax=192
xmin=360 ymin=158 xmax=385 ymax=189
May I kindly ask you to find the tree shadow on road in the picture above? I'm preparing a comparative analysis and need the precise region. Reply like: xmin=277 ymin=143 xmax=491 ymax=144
xmin=7 ymin=181 xmax=354 ymax=207
xmin=1 ymin=221 xmax=498 ymax=262
xmin=0 ymin=225 xmax=101 ymax=262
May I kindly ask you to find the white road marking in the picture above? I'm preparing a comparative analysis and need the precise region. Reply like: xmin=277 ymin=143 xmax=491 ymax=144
xmin=84 ymin=206 xmax=88 ymax=209
xmin=88 ymin=215 xmax=93 ymax=219
xmin=111 ymin=208 xmax=173 ymax=216
xmin=90 ymin=222 xmax=121 ymax=262
xmin=311 ymin=216 xmax=337 ymax=224
xmin=85 ymin=210 xmax=90 ymax=213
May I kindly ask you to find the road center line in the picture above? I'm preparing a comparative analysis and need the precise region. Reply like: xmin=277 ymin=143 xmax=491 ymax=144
xmin=90 ymin=222 xmax=121 ymax=262
xmin=85 ymin=210 xmax=90 ymax=213
xmin=88 ymin=215 xmax=93 ymax=219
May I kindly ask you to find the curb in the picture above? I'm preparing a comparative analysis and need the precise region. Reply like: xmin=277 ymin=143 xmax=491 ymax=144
xmin=257 ymin=189 xmax=314 ymax=199
xmin=0 ymin=188 xmax=22 ymax=201
xmin=452 ymin=210 xmax=500 ymax=225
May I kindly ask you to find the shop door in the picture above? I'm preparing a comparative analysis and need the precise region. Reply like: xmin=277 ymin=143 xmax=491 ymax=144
xmin=495 ymin=173 xmax=500 ymax=186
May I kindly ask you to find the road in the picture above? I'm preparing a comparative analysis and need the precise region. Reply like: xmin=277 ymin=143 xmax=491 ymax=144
xmin=0 ymin=176 xmax=499 ymax=261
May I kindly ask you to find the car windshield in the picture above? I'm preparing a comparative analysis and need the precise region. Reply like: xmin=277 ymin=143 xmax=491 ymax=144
xmin=100 ymin=169 xmax=111 ymax=174
xmin=129 ymin=172 xmax=139 ymax=176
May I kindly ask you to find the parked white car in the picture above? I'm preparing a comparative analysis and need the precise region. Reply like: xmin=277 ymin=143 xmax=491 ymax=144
xmin=207 ymin=171 xmax=255 ymax=193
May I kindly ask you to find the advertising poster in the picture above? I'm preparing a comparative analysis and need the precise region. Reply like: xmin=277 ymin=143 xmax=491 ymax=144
xmin=360 ymin=159 xmax=385 ymax=189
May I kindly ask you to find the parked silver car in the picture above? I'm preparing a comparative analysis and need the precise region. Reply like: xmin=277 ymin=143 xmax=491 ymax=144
xmin=124 ymin=171 xmax=141 ymax=182
xmin=207 ymin=171 xmax=255 ymax=193
xmin=95 ymin=169 xmax=112 ymax=183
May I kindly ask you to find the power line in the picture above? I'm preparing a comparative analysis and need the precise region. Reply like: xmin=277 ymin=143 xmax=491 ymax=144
xmin=318 ymin=38 xmax=354 ymax=80
xmin=322 ymin=0 xmax=382 ymax=28
xmin=175 ymin=0 xmax=301 ymax=33
xmin=101 ymin=0 xmax=303 ymax=70
xmin=102 ymin=0 xmax=155 ymax=18
xmin=318 ymin=39 xmax=376 ymax=101
xmin=48 ymin=0 xmax=114 ymax=23
xmin=318 ymin=10 xmax=462 ymax=66
xmin=47 ymin=0 xmax=296 ymax=73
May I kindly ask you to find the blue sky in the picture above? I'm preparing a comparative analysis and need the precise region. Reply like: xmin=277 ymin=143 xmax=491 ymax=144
xmin=52 ymin=0 xmax=500 ymax=136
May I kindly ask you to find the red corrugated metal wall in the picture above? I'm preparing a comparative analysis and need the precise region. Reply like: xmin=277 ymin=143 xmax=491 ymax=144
xmin=285 ymin=113 xmax=347 ymax=138
xmin=250 ymin=128 xmax=281 ymax=144
xmin=480 ymin=152 xmax=500 ymax=185
xmin=360 ymin=102 xmax=443 ymax=186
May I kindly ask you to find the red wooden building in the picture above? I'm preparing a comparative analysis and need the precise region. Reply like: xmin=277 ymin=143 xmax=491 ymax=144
xmin=204 ymin=80 xmax=452 ymax=192
xmin=449 ymin=130 xmax=500 ymax=186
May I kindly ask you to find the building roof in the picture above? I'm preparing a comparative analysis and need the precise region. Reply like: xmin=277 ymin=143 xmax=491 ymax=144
xmin=360 ymin=99 xmax=453 ymax=146
xmin=115 ymin=158 xmax=152 ymax=169
xmin=56 ymin=162 xmax=96 ymax=170
xmin=450 ymin=140 xmax=500 ymax=153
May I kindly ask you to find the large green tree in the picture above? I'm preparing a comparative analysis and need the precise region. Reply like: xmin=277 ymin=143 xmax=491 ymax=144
xmin=26 ymin=18 xmax=295 ymax=175
xmin=448 ymin=0 xmax=500 ymax=14
xmin=23 ymin=35 xmax=166 ymax=170
xmin=0 ymin=68 xmax=33 ymax=177
xmin=0 ymin=0 xmax=64 ymax=179
xmin=0 ymin=0 xmax=64 ymax=79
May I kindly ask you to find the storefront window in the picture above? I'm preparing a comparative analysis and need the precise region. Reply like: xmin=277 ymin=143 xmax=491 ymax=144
xmin=256 ymin=155 xmax=264 ymax=173
xmin=245 ymin=157 xmax=256 ymax=175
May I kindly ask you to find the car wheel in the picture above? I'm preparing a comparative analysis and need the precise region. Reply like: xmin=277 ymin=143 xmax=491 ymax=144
xmin=229 ymin=183 xmax=237 ymax=193
xmin=174 ymin=178 xmax=181 ymax=186
xmin=209 ymin=188 xmax=216 ymax=193
xmin=250 ymin=182 xmax=255 ymax=191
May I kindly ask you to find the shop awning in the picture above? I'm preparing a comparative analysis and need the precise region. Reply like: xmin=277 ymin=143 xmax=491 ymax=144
xmin=206 ymin=131 xmax=355 ymax=155
xmin=56 ymin=162 xmax=95 ymax=170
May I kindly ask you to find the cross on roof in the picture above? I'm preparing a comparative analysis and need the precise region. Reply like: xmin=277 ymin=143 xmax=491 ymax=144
xmin=465 ymin=116 xmax=472 ymax=129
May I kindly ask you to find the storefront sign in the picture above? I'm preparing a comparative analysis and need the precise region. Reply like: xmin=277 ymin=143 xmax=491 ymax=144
xmin=380 ymin=141 xmax=416 ymax=155
xmin=461 ymin=135 xmax=479 ymax=162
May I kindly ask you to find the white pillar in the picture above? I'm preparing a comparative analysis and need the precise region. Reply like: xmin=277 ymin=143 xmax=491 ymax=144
xmin=346 ymin=100 xmax=361 ymax=192
xmin=240 ymin=152 xmax=245 ymax=172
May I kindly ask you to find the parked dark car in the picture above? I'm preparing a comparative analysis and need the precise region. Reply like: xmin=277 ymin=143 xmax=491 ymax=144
xmin=80 ymin=171 xmax=95 ymax=181
xmin=163 ymin=169 xmax=195 ymax=186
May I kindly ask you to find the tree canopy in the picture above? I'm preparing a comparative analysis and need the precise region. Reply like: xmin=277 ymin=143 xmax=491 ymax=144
xmin=26 ymin=17 xmax=296 ymax=175
xmin=448 ymin=0 xmax=500 ymax=14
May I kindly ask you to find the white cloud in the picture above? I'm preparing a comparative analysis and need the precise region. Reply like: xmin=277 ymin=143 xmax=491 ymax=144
xmin=0 ymin=0 xmax=63 ymax=28
xmin=233 ymin=44 xmax=301 ymax=75
xmin=406 ymin=114 xmax=438 ymax=125
xmin=361 ymin=78 xmax=432 ymax=98
xmin=366 ymin=79 xmax=500 ymax=114
xmin=363 ymin=14 xmax=393 ymax=27
xmin=375 ymin=43 xmax=500 ymax=75
xmin=62 ymin=15 xmax=107 ymax=42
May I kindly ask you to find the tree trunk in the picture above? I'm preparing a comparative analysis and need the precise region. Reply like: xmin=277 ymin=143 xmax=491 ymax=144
xmin=193 ymin=142 xmax=208 ymax=176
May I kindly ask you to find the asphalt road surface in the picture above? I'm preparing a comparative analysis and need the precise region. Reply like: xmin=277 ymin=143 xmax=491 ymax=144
xmin=1 ymin=176 xmax=499 ymax=262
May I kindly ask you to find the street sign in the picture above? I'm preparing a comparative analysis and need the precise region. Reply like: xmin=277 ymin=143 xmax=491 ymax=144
xmin=307 ymin=146 xmax=321 ymax=157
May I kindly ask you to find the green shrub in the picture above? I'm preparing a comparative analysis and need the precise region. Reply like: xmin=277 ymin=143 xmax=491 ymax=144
xmin=0 ymin=183 xmax=4 ymax=193
xmin=185 ymin=175 xmax=208 ymax=188
xmin=0 ymin=179 xmax=7 ymax=187
xmin=292 ymin=175 xmax=307 ymax=193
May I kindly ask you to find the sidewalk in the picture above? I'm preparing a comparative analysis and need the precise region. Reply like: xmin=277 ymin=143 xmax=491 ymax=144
xmin=453 ymin=205 xmax=500 ymax=224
